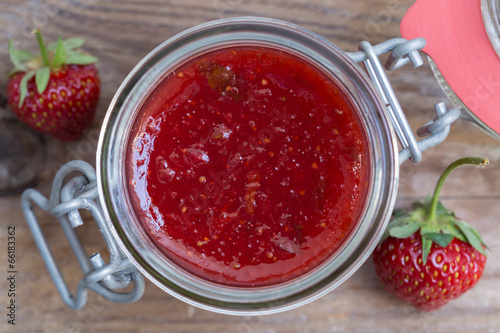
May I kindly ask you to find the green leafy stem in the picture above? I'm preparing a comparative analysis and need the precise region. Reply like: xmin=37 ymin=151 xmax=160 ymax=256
xmin=384 ymin=157 xmax=489 ymax=264
xmin=8 ymin=28 xmax=98 ymax=107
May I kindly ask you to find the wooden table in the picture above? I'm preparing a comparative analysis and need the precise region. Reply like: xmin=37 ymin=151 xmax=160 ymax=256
xmin=1 ymin=1 xmax=499 ymax=332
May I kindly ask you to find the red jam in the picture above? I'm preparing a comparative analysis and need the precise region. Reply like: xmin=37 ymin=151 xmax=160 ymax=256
xmin=126 ymin=46 xmax=370 ymax=286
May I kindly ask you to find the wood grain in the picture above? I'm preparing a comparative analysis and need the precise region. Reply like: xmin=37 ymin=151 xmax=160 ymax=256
xmin=0 ymin=0 xmax=499 ymax=332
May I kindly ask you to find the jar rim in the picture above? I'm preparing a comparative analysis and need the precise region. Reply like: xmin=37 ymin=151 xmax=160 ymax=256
xmin=482 ymin=0 xmax=500 ymax=59
xmin=96 ymin=16 xmax=398 ymax=315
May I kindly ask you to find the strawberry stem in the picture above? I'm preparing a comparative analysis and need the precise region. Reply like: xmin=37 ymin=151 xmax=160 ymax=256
xmin=428 ymin=157 xmax=488 ymax=221
xmin=33 ymin=29 xmax=50 ymax=67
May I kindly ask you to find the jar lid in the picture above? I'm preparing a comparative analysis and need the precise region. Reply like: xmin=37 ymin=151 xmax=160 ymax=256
xmin=401 ymin=0 xmax=500 ymax=138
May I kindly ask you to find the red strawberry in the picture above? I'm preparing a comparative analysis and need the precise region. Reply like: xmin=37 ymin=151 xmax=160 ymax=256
xmin=373 ymin=157 xmax=489 ymax=311
xmin=6 ymin=29 xmax=100 ymax=141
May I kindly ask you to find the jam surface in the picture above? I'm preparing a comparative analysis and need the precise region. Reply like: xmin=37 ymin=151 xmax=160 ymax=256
xmin=127 ymin=47 xmax=370 ymax=286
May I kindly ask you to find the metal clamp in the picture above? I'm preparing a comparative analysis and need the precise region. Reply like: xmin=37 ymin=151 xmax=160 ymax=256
xmin=349 ymin=38 xmax=461 ymax=164
xmin=21 ymin=160 xmax=145 ymax=310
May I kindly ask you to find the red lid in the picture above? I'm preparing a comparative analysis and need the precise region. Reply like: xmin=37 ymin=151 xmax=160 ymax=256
xmin=401 ymin=0 xmax=500 ymax=136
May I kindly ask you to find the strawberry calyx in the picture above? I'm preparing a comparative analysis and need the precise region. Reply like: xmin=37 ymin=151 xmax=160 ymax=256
xmin=381 ymin=157 xmax=489 ymax=264
xmin=8 ymin=28 xmax=98 ymax=107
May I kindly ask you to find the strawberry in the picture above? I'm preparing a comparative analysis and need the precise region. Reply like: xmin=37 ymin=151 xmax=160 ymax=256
xmin=6 ymin=29 xmax=100 ymax=141
xmin=372 ymin=157 xmax=489 ymax=311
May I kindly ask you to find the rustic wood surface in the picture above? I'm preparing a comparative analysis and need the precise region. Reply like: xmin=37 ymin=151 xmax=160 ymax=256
xmin=1 ymin=0 xmax=499 ymax=332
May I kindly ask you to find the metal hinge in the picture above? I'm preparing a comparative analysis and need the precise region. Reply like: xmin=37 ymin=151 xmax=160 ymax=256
xmin=348 ymin=38 xmax=461 ymax=164
xmin=21 ymin=160 xmax=145 ymax=310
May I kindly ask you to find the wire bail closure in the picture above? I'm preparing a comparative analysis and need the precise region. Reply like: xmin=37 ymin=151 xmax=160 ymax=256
xmin=19 ymin=38 xmax=460 ymax=310
xmin=348 ymin=38 xmax=461 ymax=164
xmin=21 ymin=160 xmax=145 ymax=310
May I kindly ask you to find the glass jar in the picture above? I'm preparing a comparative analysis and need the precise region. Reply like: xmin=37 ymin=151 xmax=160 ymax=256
xmin=24 ymin=16 xmax=459 ymax=314
xmin=97 ymin=17 xmax=399 ymax=314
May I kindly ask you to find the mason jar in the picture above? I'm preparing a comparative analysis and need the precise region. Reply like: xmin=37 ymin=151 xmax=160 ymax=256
xmin=97 ymin=16 xmax=401 ymax=315
xmin=23 ymin=16 xmax=461 ymax=315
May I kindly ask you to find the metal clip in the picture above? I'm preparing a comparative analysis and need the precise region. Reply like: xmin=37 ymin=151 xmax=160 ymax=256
xmin=21 ymin=160 xmax=145 ymax=310
xmin=348 ymin=38 xmax=461 ymax=164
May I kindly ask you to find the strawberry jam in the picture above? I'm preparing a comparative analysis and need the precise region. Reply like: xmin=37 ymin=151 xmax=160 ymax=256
xmin=126 ymin=46 xmax=370 ymax=286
